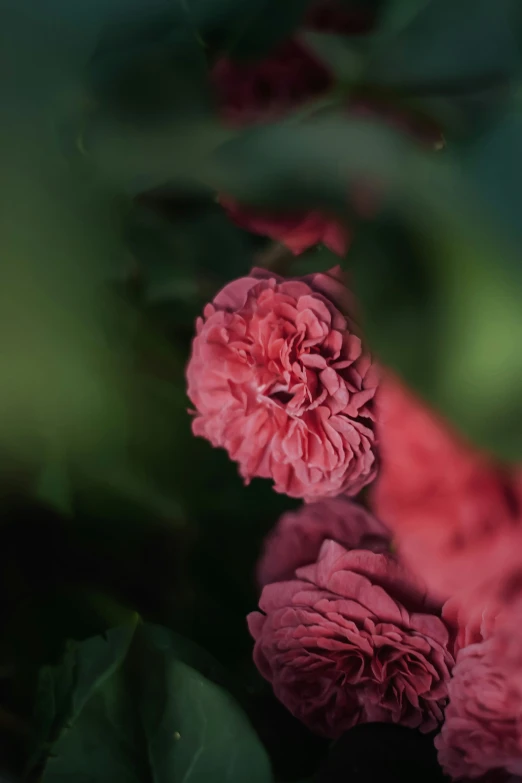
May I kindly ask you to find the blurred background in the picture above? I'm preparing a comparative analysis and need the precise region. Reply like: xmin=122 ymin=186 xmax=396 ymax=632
xmin=1 ymin=0 xmax=522 ymax=781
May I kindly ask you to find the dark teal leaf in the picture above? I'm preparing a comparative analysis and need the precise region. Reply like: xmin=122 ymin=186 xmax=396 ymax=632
xmin=34 ymin=624 xmax=273 ymax=783
xmin=299 ymin=32 xmax=367 ymax=84
xmin=29 ymin=622 xmax=137 ymax=771
xmin=209 ymin=115 xmax=415 ymax=210
xmin=187 ymin=0 xmax=314 ymax=59
xmin=463 ymin=107 xmax=522 ymax=244
xmin=367 ymin=0 xmax=522 ymax=91
xmin=89 ymin=2 xmax=211 ymax=124
xmin=377 ymin=0 xmax=431 ymax=36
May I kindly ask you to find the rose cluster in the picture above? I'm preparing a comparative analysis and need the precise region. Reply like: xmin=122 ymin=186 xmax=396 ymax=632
xmin=185 ymin=2 xmax=522 ymax=779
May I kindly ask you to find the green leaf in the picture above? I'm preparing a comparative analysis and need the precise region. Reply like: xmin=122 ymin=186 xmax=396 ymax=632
xmin=188 ymin=0 xmax=314 ymax=59
xmin=89 ymin=2 xmax=211 ymax=124
xmin=209 ymin=115 xmax=415 ymax=210
xmin=33 ymin=624 xmax=273 ymax=783
xmin=463 ymin=107 xmax=522 ymax=244
xmin=377 ymin=0 xmax=431 ymax=36
xmin=367 ymin=0 xmax=522 ymax=91
xmin=299 ymin=32 xmax=367 ymax=84
xmin=29 ymin=622 xmax=138 ymax=770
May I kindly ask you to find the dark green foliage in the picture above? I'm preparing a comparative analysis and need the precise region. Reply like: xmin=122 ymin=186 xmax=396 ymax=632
xmin=29 ymin=623 xmax=272 ymax=783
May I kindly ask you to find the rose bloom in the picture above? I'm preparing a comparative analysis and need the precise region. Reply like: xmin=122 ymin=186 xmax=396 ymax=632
xmin=186 ymin=266 xmax=378 ymax=500
xmin=371 ymin=373 xmax=521 ymax=604
xmin=257 ymin=496 xmax=390 ymax=588
xmin=218 ymin=197 xmax=350 ymax=257
xmin=248 ymin=539 xmax=454 ymax=738
xmin=435 ymin=639 xmax=522 ymax=780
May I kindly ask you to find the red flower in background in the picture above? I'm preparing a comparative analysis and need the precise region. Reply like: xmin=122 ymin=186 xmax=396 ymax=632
xmin=435 ymin=640 xmax=522 ymax=780
xmin=248 ymin=538 xmax=454 ymax=738
xmin=186 ymin=266 xmax=378 ymax=500
xmin=212 ymin=40 xmax=331 ymax=127
xmin=218 ymin=197 xmax=350 ymax=256
xmin=371 ymin=371 xmax=522 ymax=700
xmin=256 ymin=496 xmax=390 ymax=588
xmin=212 ymin=1 xmax=374 ymax=126
xmin=371 ymin=373 xmax=522 ymax=602
xmin=211 ymin=1 xmax=372 ymax=257
xmin=212 ymin=1 xmax=442 ymax=257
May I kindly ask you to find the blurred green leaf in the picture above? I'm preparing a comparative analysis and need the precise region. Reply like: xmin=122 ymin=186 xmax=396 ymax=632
xmin=299 ymin=32 xmax=367 ymax=84
xmin=188 ymin=0 xmax=313 ymax=59
xmin=208 ymin=115 xmax=414 ymax=210
xmin=32 ymin=623 xmax=273 ymax=783
xmin=463 ymin=107 xmax=522 ymax=244
xmin=89 ymin=2 xmax=210 ymax=124
xmin=377 ymin=0 xmax=431 ymax=36
xmin=367 ymin=0 xmax=522 ymax=91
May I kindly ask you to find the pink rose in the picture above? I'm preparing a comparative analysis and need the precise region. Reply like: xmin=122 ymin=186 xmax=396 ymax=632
xmin=212 ymin=40 xmax=331 ymax=127
xmin=248 ymin=539 xmax=454 ymax=738
xmin=186 ymin=267 xmax=378 ymax=500
xmin=218 ymin=197 xmax=350 ymax=257
xmin=435 ymin=640 xmax=522 ymax=780
xmin=257 ymin=497 xmax=390 ymax=588
xmin=371 ymin=373 xmax=520 ymax=604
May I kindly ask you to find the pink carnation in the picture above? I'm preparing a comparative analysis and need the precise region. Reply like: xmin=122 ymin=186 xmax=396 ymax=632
xmin=256 ymin=497 xmax=390 ymax=588
xmin=248 ymin=539 xmax=454 ymax=738
xmin=435 ymin=640 xmax=522 ymax=780
xmin=186 ymin=267 xmax=378 ymax=500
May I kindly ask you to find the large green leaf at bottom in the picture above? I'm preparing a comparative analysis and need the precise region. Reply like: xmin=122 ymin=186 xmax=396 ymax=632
xmin=32 ymin=623 xmax=273 ymax=783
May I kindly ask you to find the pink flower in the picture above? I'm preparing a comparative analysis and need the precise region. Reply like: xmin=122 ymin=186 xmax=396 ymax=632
xmin=257 ymin=497 xmax=390 ymax=587
xmin=371 ymin=373 xmax=520 ymax=604
xmin=211 ymin=2 xmax=374 ymax=126
xmin=186 ymin=267 xmax=378 ymax=500
xmin=435 ymin=640 xmax=522 ymax=780
xmin=248 ymin=539 xmax=454 ymax=738
xmin=212 ymin=40 xmax=331 ymax=127
xmin=218 ymin=197 xmax=350 ymax=256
